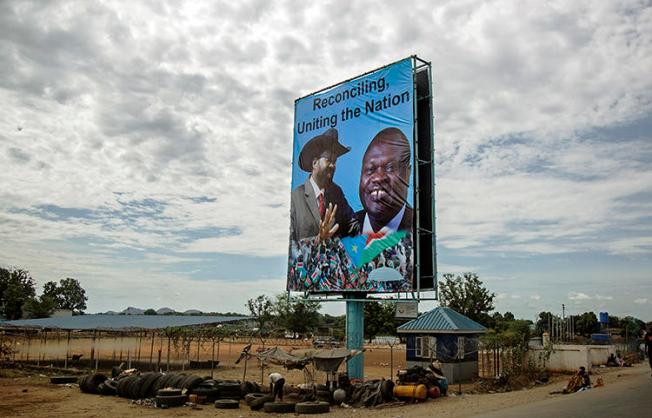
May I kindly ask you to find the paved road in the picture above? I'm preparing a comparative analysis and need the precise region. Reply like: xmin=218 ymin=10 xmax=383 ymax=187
xmin=476 ymin=369 xmax=652 ymax=418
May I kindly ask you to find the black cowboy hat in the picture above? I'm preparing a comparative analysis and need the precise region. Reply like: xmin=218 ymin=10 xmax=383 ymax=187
xmin=298 ymin=128 xmax=350 ymax=172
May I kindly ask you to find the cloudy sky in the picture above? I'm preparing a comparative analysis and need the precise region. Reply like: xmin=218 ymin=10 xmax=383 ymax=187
xmin=1 ymin=0 xmax=651 ymax=321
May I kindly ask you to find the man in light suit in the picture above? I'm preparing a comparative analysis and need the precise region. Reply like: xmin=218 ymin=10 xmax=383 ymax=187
xmin=290 ymin=128 xmax=358 ymax=243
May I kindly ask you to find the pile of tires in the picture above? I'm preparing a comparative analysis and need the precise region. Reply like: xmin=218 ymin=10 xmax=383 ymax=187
xmin=188 ymin=379 xmax=220 ymax=402
xmin=214 ymin=380 xmax=241 ymax=400
xmin=79 ymin=373 xmax=109 ymax=395
xmin=78 ymin=371 xmax=253 ymax=409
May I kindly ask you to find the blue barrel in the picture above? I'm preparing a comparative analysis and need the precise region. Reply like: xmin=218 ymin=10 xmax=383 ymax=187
xmin=599 ymin=312 xmax=608 ymax=324
xmin=591 ymin=333 xmax=610 ymax=344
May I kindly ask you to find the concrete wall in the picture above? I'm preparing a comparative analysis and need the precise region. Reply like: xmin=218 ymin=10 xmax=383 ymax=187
xmin=528 ymin=344 xmax=615 ymax=372
xmin=407 ymin=360 xmax=477 ymax=383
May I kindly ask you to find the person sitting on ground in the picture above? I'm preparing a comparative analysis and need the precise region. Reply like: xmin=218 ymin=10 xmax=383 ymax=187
xmin=607 ymin=353 xmax=618 ymax=367
xmin=428 ymin=360 xmax=448 ymax=396
xmin=269 ymin=372 xmax=285 ymax=401
xmin=564 ymin=366 xmax=591 ymax=393
xmin=616 ymin=352 xmax=625 ymax=367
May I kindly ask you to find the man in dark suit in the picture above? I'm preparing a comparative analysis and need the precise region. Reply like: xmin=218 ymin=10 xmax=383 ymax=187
xmin=355 ymin=127 xmax=413 ymax=235
xmin=290 ymin=128 xmax=358 ymax=243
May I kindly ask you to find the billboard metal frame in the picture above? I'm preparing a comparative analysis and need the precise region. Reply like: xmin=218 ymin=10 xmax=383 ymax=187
xmin=290 ymin=55 xmax=437 ymax=303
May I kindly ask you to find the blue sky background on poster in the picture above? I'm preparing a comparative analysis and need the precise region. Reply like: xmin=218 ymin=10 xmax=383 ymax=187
xmin=291 ymin=58 xmax=414 ymax=211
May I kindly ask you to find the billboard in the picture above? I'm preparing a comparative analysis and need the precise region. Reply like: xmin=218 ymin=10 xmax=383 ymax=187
xmin=287 ymin=58 xmax=418 ymax=293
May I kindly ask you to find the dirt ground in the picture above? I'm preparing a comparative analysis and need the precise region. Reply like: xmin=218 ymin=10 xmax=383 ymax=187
xmin=1 ymin=348 xmax=647 ymax=418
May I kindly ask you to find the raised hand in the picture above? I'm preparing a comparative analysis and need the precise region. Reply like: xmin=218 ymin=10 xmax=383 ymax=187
xmin=319 ymin=203 xmax=339 ymax=241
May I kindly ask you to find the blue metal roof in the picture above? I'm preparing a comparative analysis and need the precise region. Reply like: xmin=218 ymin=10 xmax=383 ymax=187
xmin=0 ymin=314 xmax=249 ymax=331
xmin=397 ymin=307 xmax=487 ymax=334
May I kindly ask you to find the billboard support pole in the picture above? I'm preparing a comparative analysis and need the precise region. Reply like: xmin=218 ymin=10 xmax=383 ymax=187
xmin=345 ymin=292 xmax=365 ymax=380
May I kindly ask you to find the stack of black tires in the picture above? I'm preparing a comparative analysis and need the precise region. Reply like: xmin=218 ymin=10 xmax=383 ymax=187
xmin=78 ymin=371 xmax=259 ymax=408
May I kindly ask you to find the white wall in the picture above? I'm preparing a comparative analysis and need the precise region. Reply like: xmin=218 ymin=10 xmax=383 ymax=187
xmin=528 ymin=344 xmax=615 ymax=372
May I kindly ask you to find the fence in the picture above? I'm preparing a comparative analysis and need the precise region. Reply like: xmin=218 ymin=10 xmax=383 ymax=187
xmin=0 ymin=328 xmax=313 ymax=372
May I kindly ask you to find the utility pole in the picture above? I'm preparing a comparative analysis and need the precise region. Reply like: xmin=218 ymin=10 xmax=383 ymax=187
xmin=562 ymin=304 xmax=566 ymax=342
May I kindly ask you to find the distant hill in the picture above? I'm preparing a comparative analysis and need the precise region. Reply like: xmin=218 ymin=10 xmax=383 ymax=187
xmin=184 ymin=309 xmax=203 ymax=315
xmin=100 ymin=307 xmax=246 ymax=316
xmin=156 ymin=307 xmax=176 ymax=315
xmin=122 ymin=307 xmax=145 ymax=315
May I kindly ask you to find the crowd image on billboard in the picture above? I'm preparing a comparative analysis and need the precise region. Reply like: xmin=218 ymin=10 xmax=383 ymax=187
xmin=288 ymin=59 xmax=415 ymax=293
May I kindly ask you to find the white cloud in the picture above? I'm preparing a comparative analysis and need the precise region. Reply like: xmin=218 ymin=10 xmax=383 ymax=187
xmin=0 ymin=0 xmax=651 ymax=316
xmin=634 ymin=298 xmax=649 ymax=305
xmin=569 ymin=292 xmax=591 ymax=301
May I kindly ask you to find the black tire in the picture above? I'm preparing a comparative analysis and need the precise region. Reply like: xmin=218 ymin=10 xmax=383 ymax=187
xmin=170 ymin=374 xmax=187 ymax=388
xmin=116 ymin=376 xmax=130 ymax=397
xmin=245 ymin=392 xmax=267 ymax=406
xmin=241 ymin=381 xmax=255 ymax=396
xmin=51 ymin=376 xmax=78 ymax=384
xmin=139 ymin=373 xmax=162 ymax=399
xmin=182 ymin=375 xmax=204 ymax=391
xmin=295 ymin=401 xmax=330 ymax=414
xmin=216 ymin=381 xmax=241 ymax=391
xmin=250 ymin=394 xmax=274 ymax=410
xmin=217 ymin=381 xmax=242 ymax=400
xmin=99 ymin=379 xmax=117 ymax=396
xmin=214 ymin=399 xmax=239 ymax=409
xmin=380 ymin=380 xmax=395 ymax=401
xmin=200 ymin=379 xmax=217 ymax=388
xmin=122 ymin=375 xmax=136 ymax=399
xmin=164 ymin=374 xmax=180 ymax=389
xmin=157 ymin=394 xmax=187 ymax=407
xmin=264 ymin=401 xmax=296 ymax=413
xmin=156 ymin=373 xmax=176 ymax=391
xmin=190 ymin=387 xmax=220 ymax=400
xmin=81 ymin=373 xmax=107 ymax=394
xmin=128 ymin=375 xmax=142 ymax=399
xmin=79 ymin=375 xmax=90 ymax=393
xmin=158 ymin=388 xmax=183 ymax=397
xmin=97 ymin=381 xmax=117 ymax=396
xmin=104 ymin=379 xmax=118 ymax=391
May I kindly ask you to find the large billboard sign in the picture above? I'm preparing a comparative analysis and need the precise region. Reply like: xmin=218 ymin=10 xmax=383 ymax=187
xmin=288 ymin=58 xmax=426 ymax=294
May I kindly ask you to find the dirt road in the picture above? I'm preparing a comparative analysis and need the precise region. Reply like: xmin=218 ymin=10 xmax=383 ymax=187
xmin=0 ymin=359 xmax=646 ymax=418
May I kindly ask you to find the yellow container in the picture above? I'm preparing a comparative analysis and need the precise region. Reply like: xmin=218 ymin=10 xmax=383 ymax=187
xmin=393 ymin=384 xmax=428 ymax=400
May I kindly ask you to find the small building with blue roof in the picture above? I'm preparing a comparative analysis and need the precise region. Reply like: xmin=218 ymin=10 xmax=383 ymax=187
xmin=397 ymin=307 xmax=487 ymax=382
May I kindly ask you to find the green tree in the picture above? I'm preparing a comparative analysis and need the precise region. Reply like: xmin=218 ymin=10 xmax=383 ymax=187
xmin=23 ymin=295 xmax=57 ymax=319
xmin=246 ymin=295 xmax=274 ymax=334
xmin=620 ymin=316 xmax=644 ymax=340
xmin=0 ymin=267 xmax=36 ymax=319
xmin=274 ymin=293 xmax=321 ymax=337
xmin=574 ymin=312 xmax=600 ymax=336
xmin=535 ymin=311 xmax=553 ymax=335
xmin=43 ymin=278 xmax=88 ymax=314
xmin=144 ymin=308 xmax=157 ymax=315
xmin=438 ymin=272 xmax=495 ymax=325
xmin=364 ymin=301 xmax=397 ymax=342
xmin=319 ymin=314 xmax=346 ymax=340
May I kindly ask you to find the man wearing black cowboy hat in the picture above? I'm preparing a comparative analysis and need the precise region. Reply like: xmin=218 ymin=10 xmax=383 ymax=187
xmin=290 ymin=128 xmax=358 ymax=243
